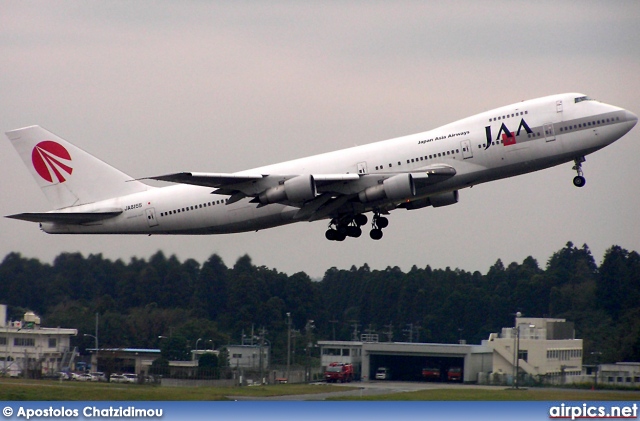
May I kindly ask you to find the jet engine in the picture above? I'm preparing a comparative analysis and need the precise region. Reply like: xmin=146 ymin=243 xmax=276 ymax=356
xmin=399 ymin=190 xmax=459 ymax=210
xmin=258 ymin=175 xmax=317 ymax=204
xmin=358 ymin=174 xmax=416 ymax=203
xmin=427 ymin=190 xmax=459 ymax=207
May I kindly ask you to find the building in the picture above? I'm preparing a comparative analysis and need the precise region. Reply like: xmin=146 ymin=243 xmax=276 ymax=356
xmin=317 ymin=316 xmax=584 ymax=385
xmin=87 ymin=348 xmax=161 ymax=375
xmin=595 ymin=362 xmax=640 ymax=386
xmin=226 ymin=344 xmax=270 ymax=369
xmin=319 ymin=337 xmax=493 ymax=382
xmin=0 ymin=304 xmax=77 ymax=377
xmin=486 ymin=317 xmax=583 ymax=384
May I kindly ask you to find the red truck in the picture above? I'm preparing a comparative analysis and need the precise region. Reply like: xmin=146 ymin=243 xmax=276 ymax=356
xmin=447 ymin=367 xmax=462 ymax=382
xmin=422 ymin=367 xmax=441 ymax=381
xmin=324 ymin=362 xmax=354 ymax=383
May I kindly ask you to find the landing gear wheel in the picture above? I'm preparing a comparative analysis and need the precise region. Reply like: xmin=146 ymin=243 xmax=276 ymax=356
xmin=346 ymin=226 xmax=362 ymax=238
xmin=325 ymin=229 xmax=337 ymax=241
xmin=572 ymin=157 xmax=586 ymax=188
xmin=376 ymin=216 xmax=389 ymax=229
xmin=354 ymin=214 xmax=368 ymax=226
xmin=370 ymin=229 xmax=383 ymax=240
xmin=573 ymin=175 xmax=586 ymax=188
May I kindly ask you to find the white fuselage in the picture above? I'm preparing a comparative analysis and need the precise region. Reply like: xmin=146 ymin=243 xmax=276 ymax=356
xmin=41 ymin=93 xmax=637 ymax=234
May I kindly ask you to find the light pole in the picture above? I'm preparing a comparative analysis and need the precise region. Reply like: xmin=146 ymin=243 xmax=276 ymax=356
xmin=513 ymin=311 xmax=522 ymax=389
xmin=83 ymin=334 xmax=98 ymax=371
xmin=591 ymin=351 xmax=602 ymax=389
xmin=195 ymin=338 xmax=202 ymax=351
xmin=286 ymin=312 xmax=291 ymax=382
xmin=305 ymin=320 xmax=315 ymax=382
xmin=83 ymin=312 xmax=99 ymax=371
xmin=4 ymin=321 xmax=8 ymax=375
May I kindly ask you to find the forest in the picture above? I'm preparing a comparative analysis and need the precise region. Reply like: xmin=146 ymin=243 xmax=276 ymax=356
xmin=1 ymin=241 xmax=639 ymax=367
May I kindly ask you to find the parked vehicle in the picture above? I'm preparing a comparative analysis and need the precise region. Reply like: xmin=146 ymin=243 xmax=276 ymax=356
xmin=122 ymin=373 xmax=138 ymax=383
xmin=447 ymin=367 xmax=462 ymax=382
xmin=324 ymin=362 xmax=354 ymax=383
xmin=422 ymin=367 xmax=440 ymax=381
xmin=375 ymin=367 xmax=390 ymax=380
xmin=110 ymin=373 xmax=126 ymax=383
xmin=89 ymin=372 xmax=107 ymax=382
xmin=75 ymin=373 xmax=93 ymax=382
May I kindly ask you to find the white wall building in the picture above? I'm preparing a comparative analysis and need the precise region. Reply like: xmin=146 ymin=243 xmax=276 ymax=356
xmin=0 ymin=304 xmax=78 ymax=377
xmin=226 ymin=344 xmax=270 ymax=369
xmin=485 ymin=317 xmax=583 ymax=383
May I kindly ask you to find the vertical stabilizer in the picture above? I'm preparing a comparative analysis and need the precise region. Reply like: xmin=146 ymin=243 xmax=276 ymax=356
xmin=5 ymin=125 xmax=150 ymax=209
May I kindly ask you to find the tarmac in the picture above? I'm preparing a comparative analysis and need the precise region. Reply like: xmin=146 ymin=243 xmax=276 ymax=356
xmin=227 ymin=380 xmax=503 ymax=401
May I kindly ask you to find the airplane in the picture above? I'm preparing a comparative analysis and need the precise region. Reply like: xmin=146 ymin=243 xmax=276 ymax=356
xmin=4 ymin=93 xmax=637 ymax=241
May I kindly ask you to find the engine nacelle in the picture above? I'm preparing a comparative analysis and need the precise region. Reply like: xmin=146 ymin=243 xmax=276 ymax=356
xmin=358 ymin=174 xmax=416 ymax=203
xmin=258 ymin=175 xmax=317 ymax=204
xmin=428 ymin=190 xmax=459 ymax=207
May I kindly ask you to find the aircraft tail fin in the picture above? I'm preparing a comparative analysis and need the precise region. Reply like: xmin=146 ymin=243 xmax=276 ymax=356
xmin=5 ymin=125 xmax=150 ymax=209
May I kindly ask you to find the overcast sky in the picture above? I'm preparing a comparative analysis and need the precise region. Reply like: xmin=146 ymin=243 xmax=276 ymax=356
xmin=1 ymin=1 xmax=639 ymax=278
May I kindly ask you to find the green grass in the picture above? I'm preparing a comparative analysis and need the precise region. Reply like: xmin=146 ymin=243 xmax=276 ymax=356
xmin=2 ymin=378 xmax=638 ymax=401
xmin=0 ymin=378 xmax=348 ymax=401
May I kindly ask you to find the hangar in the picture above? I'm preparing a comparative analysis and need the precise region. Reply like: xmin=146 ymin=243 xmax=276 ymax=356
xmin=363 ymin=342 xmax=492 ymax=382
xmin=319 ymin=339 xmax=492 ymax=383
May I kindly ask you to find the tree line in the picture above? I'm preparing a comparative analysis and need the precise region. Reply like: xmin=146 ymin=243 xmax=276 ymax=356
xmin=0 ymin=241 xmax=639 ymax=365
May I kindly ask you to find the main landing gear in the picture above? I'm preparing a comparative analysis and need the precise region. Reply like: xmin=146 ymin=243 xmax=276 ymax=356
xmin=325 ymin=213 xmax=389 ymax=241
xmin=325 ymin=214 xmax=367 ymax=241
xmin=572 ymin=157 xmax=586 ymax=188
xmin=369 ymin=213 xmax=388 ymax=241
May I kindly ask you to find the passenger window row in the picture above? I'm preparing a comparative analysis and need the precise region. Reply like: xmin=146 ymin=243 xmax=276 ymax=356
xmin=488 ymin=110 xmax=528 ymax=122
xmin=160 ymin=199 xmax=228 ymax=217
xmin=559 ymin=116 xmax=620 ymax=133
xmin=373 ymin=149 xmax=461 ymax=171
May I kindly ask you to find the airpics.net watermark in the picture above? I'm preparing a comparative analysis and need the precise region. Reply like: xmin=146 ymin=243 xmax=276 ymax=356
xmin=3 ymin=405 xmax=163 ymax=419
xmin=549 ymin=403 xmax=638 ymax=420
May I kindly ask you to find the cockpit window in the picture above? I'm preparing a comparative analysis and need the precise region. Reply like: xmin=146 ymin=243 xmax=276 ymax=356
xmin=574 ymin=96 xmax=594 ymax=103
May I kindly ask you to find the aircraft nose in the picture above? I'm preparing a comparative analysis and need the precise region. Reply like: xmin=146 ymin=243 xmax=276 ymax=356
xmin=625 ymin=110 xmax=638 ymax=126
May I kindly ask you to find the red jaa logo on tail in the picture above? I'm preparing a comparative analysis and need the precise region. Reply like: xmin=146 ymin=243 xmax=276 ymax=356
xmin=32 ymin=141 xmax=73 ymax=183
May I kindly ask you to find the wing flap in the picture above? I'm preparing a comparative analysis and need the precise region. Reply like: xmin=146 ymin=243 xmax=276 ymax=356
xmin=6 ymin=210 xmax=123 ymax=224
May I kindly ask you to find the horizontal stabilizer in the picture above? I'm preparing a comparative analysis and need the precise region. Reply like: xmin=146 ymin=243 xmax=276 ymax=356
xmin=6 ymin=210 xmax=122 ymax=224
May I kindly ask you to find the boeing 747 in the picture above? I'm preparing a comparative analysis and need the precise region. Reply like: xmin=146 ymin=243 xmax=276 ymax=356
xmin=5 ymin=93 xmax=637 ymax=241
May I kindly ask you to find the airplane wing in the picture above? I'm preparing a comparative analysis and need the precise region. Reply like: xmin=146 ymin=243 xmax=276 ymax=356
xmin=6 ymin=210 xmax=123 ymax=224
xmin=145 ymin=164 xmax=456 ymax=210
xmin=145 ymin=172 xmax=266 ymax=188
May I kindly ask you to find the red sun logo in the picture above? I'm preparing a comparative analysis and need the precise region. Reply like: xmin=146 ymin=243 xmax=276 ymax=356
xmin=32 ymin=141 xmax=73 ymax=183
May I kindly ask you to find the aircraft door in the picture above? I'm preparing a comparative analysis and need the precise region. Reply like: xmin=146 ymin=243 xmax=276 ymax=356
xmin=145 ymin=208 xmax=159 ymax=227
xmin=543 ymin=123 xmax=556 ymax=142
xmin=461 ymin=140 xmax=473 ymax=159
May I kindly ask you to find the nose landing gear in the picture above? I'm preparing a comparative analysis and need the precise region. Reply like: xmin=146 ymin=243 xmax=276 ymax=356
xmin=572 ymin=157 xmax=586 ymax=188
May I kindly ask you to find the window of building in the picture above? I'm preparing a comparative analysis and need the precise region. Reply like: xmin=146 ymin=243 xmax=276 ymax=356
xmin=232 ymin=353 xmax=242 ymax=359
xmin=48 ymin=338 xmax=57 ymax=348
xmin=518 ymin=350 xmax=528 ymax=362
xmin=0 ymin=337 xmax=6 ymax=346
xmin=14 ymin=337 xmax=35 ymax=347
